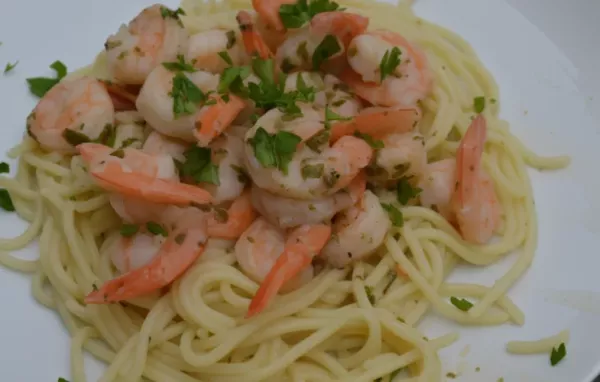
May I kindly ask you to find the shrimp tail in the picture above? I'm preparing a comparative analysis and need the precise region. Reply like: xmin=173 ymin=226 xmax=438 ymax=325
xmin=246 ymin=224 xmax=331 ymax=317
xmin=455 ymin=114 xmax=486 ymax=208
xmin=194 ymin=94 xmax=246 ymax=147
xmin=310 ymin=12 xmax=369 ymax=48
xmin=85 ymin=228 xmax=206 ymax=303
xmin=208 ymin=190 xmax=258 ymax=239
xmin=330 ymin=107 xmax=421 ymax=142
xmin=237 ymin=10 xmax=274 ymax=59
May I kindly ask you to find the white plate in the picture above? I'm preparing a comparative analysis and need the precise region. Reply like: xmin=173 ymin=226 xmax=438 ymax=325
xmin=0 ymin=0 xmax=599 ymax=381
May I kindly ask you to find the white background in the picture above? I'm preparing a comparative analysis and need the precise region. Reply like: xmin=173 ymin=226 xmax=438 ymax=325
xmin=0 ymin=0 xmax=599 ymax=381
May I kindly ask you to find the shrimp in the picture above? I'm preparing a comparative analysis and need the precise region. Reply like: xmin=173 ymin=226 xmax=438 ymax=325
xmin=314 ymin=74 xmax=363 ymax=119
xmin=102 ymin=81 xmax=139 ymax=111
xmin=109 ymin=195 xmax=168 ymax=224
xmin=105 ymin=4 xmax=189 ymax=85
xmin=251 ymin=0 xmax=295 ymax=32
xmin=342 ymin=30 xmax=432 ymax=107
xmin=451 ymin=115 xmax=501 ymax=244
xmin=251 ymin=172 xmax=366 ymax=228
xmin=142 ymin=130 xmax=189 ymax=163
xmin=111 ymin=231 xmax=167 ymax=274
xmin=329 ymin=106 xmax=421 ymax=143
xmin=322 ymin=190 xmax=391 ymax=268
xmin=86 ymin=214 xmax=207 ymax=303
xmin=78 ymin=143 xmax=213 ymax=206
xmin=203 ymin=134 xmax=247 ymax=203
xmin=186 ymin=29 xmax=247 ymax=73
xmin=111 ymin=111 xmax=147 ymax=150
xmin=235 ymin=218 xmax=314 ymax=292
xmin=418 ymin=158 xmax=456 ymax=221
xmin=207 ymin=190 xmax=257 ymax=240
xmin=237 ymin=10 xmax=274 ymax=59
xmin=135 ymin=66 xmax=245 ymax=145
xmin=310 ymin=11 xmax=369 ymax=49
xmin=246 ymin=223 xmax=331 ymax=317
xmin=244 ymin=107 xmax=373 ymax=199
xmin=26 ymin=77 xmax=114 ymax=152
xmin=367 ymin=132 xmax=428 ymax=184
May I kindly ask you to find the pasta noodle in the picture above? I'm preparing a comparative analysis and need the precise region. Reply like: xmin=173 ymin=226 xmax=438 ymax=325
xmin=506 ymin=330 xmax=570 ymax=355
xmin=0 ymin=0 xmax=570 ymax=381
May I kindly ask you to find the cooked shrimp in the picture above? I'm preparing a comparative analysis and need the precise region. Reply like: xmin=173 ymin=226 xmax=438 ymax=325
xmin=310 ymin=11 xmax=369 ymax=48
xmin=237 ymin=10 xmax=274 ymax=59
xmin=86 ymin=220 xmax=207 ymax=303
xmin=102 ymin=81 xmax=139 ymax=111
xmin=78 ymin=143 xmax=212 ymax=206
xmin=111 ymin=231 xmax=167 ymax=274
xmin=342 ymin=30 xmax=432 ymax=107
xmin=329 ymin=106 xmax=420 ymax=142
xmin=368 ymin=132 xmax=427 ymax=184
xmin=186 ymin=29 xmax=247 ymax=73
xmin=322 ymin=190 xmax=391 ymax=268
xmin=244 ymin=107 xmax=373 ymax=199
xmin=27 ymin=77 xmax=114 ymax=152
xmin=251 ymin=172 xmax=366 ymax=228
xmin=109 ymin=195 xmax=168 ymax=224
xmin=142 ymin=130 xmax=189 ymax=163
xmin=203 ymin=134 xmax=247 ymax=203
xmin=207 ymin=189 xmax=257 ymax=239
xmin=252 ymin=0 xmax=295 ymax=32
xmin=105 ymin=4 xmax=189 ymax=85
xmin=313 ymin=74 xmax=363 ymax=119
xmin=418 ymin=158 xmax=455 ymax=221
xmin=136 ymin=66 xmax=245 ymax=145
xmin=451 ymin=115 xmax=501 ymax=244
xmin=246 ymin=223 xmax=331 ymax=317
xmin=235 ymin=218 xmax=314 ymax=291
xmin=112 ymin=111 xmax=147 ymax=149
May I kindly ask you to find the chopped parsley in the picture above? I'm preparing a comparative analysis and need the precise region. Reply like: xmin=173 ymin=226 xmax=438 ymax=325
xmin=354 ymin=131 xmax=384 ymax=149
xmin=3 ymin=61 xmax=18 ymax=74
xmin=146 ymin=221 xmax=168 ymax=237
xmin=379 ymin=46 xmax=401 ymax=81
xmin=473 ymin=96 xmax=485 ymax=113
xmin=381 ymin=203 xmax=403 ymax=227
xmin=58 ymin=378 xmax=70 ymax=382
xmin=324 ymin=106 xmax=351 ymax=128
xmin=364 ymin=285 xmax=376 ymax=304
xmin=162 ymin=54 xmax=196 ymax=72
xmin=179 ymin=146 xmax=220 ymax=185
xmin=26 ymin=60 xmax=68 ymax=98
xmin=96 ymin=124 xmax=117 ymax=147
xmin=218 ymin=51 xmax=234 ymax=66
xmin=279 ymin=0 xmax=343 ymax=29
xmin=119 ymin=224 xmax=139 ymax=237
xmin=301 ymin=163 xmax=324 ymax=179
xmin=62 ymin=129 xmax=91 ymax=146
xmin=0 ymin=189 xmax=14 ymax=212
xmin=218 ymin=65 xmax=251 ymax=96
xmin=312 ymin=34 xmax=341 ymax=69
xmin=249 ymin=127 xmax=301 ymax=174
xmin=226 ymin=30 xmax=237 ymax=49
xmin=550 ymin=342 xmax=566 ymax=366
xmin=305 ymin=129 xmax=330 ymax=152
xmin=0 ymin=162 xmax=9 ymax=174
xmin=396 ymin=177 xmax=421 ymax=205
xmin=450 ymin=296 xmax=473 ymax=311
xmin=170 ymin=72 xmax=207 ymax=118
xmin=160 ymin=6 xmax=186 ymax=22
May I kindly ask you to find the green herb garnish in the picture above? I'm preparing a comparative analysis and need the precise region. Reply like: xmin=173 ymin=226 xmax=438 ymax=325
xmin=218 ymin=51 xmax=233 ymax=66
xmin=162 ymin=54 xmax=196 ymax=72
xmin=119 ymin=224 xmax=139 ymax=237
xmin=312 ymin=34 xmax=341 ymax=69
xmin=279 ymin=0 xmax=343 ymax=29
xmin=3 ymin=61 xmax=18 ymax=74
xmin=450 ymin=296 xmax=473 ymax=311
xmin=26 ymin=60 xmax=67 ymax=98
xmin=381 ymin=203 xmax=403 ymax=227
xmin=226 ymin=30 xmax=237 ymax=49
xmin=62 ymin=129 xmax=91 ymax=146
xmin=473 ymin=96 xmax=485 ymax=113
xmin=379 ymin=46 xmax=401 ymax=81
xmin=0 ymin=189 xmax=14 ymax=212
xmin=249 ymin=127 xmax=301 ymax=174
xmin=364 ymin=285 xmax=376 ymax=304
xmin=179 ymin=146 xmax=220 ymax=185
xmin=396 ymin=177 xmax=421 ymax=205
xmin=160 ymin=6 xmax=185 ymax=21
xmin=301 ymin=163 xmax=324 ymax=179
xmin=146 ymin=222 xmax=168 ymax=237
xmin=0 ymin=162 xmax=9 ymax=174
xmin=354 ymin=131 xmax=384 ymax=149
xmin=550 ymin=342 xmax=566 ymax=366
xmin=170 ymin=72 xmax=206 ymax=118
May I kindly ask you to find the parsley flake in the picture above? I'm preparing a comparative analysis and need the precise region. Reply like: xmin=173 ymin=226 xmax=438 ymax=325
xmin=218 ymin=51 xmax=234 ymax=66
xmin=379 ymin=46 xmax=401 ymax=81
xmin=26 ymin=60 xmax=68 ymax=98
xmin=162 ymin=54 xmax=196 ymax=72
xmin=473 ymin=96 xmax=485 ymax=113
xmin=396 ymin=177 xmax=421 ymax=205
xmin=160 ymin=6 xmax=185 ymax=22
xmin=170 ymin=72 xmax=206 ymax=118
xmin=364 ymin=285 xmax=376 ymax=304
xmin=354 ymin=131 xmax=384 ymax=149
xmin=3 ymin=60 xmax=18 ymax=74
xmin=550 ymin=342 xmax=566 ymax=366
xmin=279 ymin=0 xmax=343 ymax=29
xmin=0 ymin=162 xmax=9 ymax=174
xmin=179 ymin=146 xmax=220 ymax=185
xmin=0 ymin=189 xmax=14 ymax=212
xmin=450 ymin=296 xmax=473 ymax=311
xmin=146 ymin=221 xmax=168 ymax=237
xmin=119 ymin=224 xmax=139 ymax=237
xmin=312 ymin=34 xmax=341 ymax=69
xmin=249 ymin=127 xmax=301 ymax=174
xmin=381 ymin=203 xmax=403 ymax=227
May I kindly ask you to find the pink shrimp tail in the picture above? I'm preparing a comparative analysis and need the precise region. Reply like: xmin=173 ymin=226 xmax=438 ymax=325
xmin=455 ymin=114 xmax=486 ymax=207
xmin=329 ymin=107 xmax=421 ymax=142
xmin=237 ymin=10 xmax=274 ymax=59
xmin=78 ymin=142 xmax=110 ymax=163
xmin=195 ymin=94 xmax=246 ymax=146
xmin=246 ymin=224 xmax=331 ymax=317
xmin=85 ymin=229 xmax=206 ymax=303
